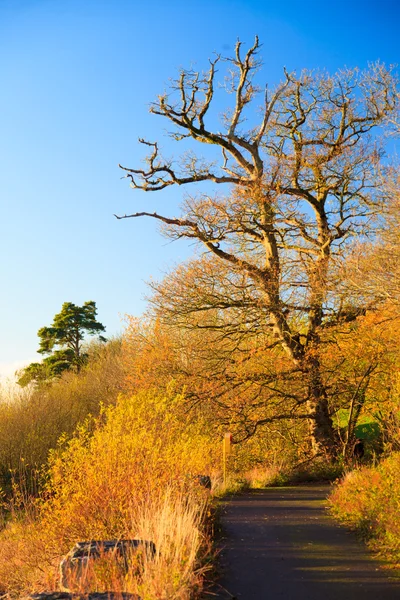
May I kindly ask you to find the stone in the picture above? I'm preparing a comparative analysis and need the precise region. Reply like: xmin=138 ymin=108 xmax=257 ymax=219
xmin=196 ymin=475 xmax=212 ymax=489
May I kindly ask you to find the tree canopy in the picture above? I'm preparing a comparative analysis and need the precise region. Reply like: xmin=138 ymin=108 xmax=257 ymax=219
xmin=117 ymin=37 xmax=399 ymax=459
xmin=17 ymin=301 xmax=106 ymax=387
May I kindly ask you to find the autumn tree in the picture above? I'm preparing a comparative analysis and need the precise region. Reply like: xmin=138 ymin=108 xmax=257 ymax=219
xmin=341 ymin=171 xmax=400 ymax=306
xmin=18 ymin=301 xmax=106 ymax=386
xmin=117 ymin=38 xmax=398 ymax=458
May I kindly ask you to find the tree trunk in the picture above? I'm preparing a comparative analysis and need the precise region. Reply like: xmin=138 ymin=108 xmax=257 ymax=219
xmin=305 ymin=351 xmax=336 ymax=459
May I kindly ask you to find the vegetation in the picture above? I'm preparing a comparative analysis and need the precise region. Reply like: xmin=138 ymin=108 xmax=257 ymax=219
xmin=117 ymin=37 xmax=398 ymax=459
xmin=17 ymin=301 xmax=106 ymax=387
xmin=0 ymin=387 xmax=215 ymax=598
xmin=0 ymin=339 xmax=123 ymax=493
xmin=329 ymin=453 xmax=400 ymax=567
xmin=1 ymin=38 xmax=400 ymax=596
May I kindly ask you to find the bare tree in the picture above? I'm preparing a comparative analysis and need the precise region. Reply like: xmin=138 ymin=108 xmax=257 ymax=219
xmin=117 ymin=37 xmax=398 ymax=458
xmin=341 ymin=170 xmax=400 ymax=305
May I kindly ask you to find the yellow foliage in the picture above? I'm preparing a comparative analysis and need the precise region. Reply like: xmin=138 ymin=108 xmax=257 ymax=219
xmin=0 ymin=339 xmax=124 ymax=480
xmin=0 ymin=387 xmax=217 ymax=598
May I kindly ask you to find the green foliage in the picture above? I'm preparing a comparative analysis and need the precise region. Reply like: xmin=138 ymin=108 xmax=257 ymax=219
xmin=37 ymin=301 xmax=106 ymax=355
xmin=354 ymin=421 xmax=381 ymax=442
xmin=17 ymin=301 xmax=106 ymax=387
xmin=16 ymin=350 xmax=76 ymax=387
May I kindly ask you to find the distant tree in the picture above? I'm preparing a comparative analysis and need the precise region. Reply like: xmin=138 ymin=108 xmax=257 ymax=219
xmin=17 ymin=301 xmax=106 ymax=387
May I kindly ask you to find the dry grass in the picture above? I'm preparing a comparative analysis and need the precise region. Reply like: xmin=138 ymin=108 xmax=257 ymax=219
xmin=243 ymin=465 xmax=285 ymax=488
xmin=0 ymin=490 xmax=210 ymax=599
xmin=59 ymin=490 xmax=210 ymax=599
xmin=329 ymin=452 xmax=400 ymax=567
xmin=0 ymin=388 xmax=216 ymax=598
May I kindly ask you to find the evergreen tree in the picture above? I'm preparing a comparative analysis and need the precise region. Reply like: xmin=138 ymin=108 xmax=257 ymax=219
xmin=18 ymin=301 xmax=106 ymax=387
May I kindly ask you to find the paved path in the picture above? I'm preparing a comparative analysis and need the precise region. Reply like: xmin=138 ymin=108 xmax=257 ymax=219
xmin=210 ymin=486 xmax=400 ymax=599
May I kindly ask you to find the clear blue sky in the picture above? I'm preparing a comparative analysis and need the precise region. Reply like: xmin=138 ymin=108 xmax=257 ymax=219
xmin=1 ymin=0 xmax=399 ymax=377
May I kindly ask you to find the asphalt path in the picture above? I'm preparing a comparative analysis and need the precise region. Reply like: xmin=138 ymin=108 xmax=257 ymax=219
xmin=209 ymin=485 xmax=400 ymax=600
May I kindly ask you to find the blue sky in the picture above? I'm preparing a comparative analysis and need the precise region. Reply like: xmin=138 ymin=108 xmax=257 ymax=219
xmin=1 ymin=0 xmax=399 ymax=377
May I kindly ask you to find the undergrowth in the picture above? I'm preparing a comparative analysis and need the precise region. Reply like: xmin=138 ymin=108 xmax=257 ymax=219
xmin=329 ymin=452 xmax=400 ymax=567
xmin=0 ymin=387 xmax=217 ymax=599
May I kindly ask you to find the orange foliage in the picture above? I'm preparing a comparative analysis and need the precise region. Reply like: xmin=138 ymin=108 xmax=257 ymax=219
xmin=122 ymin=316 xmax=177 ymax=394
xmin=0 ymin=388 xmax=216 ymax=598
xmin=329 ymin=453 xmax=400 ymax=565
xmin=322 ymin=304 xmax=400 ymax=418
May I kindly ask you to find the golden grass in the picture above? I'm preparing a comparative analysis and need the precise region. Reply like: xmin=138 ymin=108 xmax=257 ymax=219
xmin=329 ymin=452 xmax=400 ymax=567
xmin=0 ymin=388 xmax=216 ymax=598
xmin=59 ymin=490 xmax=210 ymax=599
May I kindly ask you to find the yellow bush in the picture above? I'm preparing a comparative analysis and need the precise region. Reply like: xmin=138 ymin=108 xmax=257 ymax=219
xmin=0 ymin=339 xmax=125 ymax=482
xmin=0 ymin=387 xmax=217 ymax=598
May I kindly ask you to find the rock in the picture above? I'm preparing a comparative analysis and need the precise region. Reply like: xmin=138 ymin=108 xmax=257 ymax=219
xmin=196 ymin=475 xmax=212 ymax=490
xmin=22 ymin=594 xmax=141 ymax=600
xmin=60 ymin=539 xmax=156 ymax=590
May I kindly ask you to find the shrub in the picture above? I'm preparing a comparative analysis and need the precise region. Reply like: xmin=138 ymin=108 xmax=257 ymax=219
xmin=0 ymin=387 xmax=217 ymax=598
xmin=329 ymin=452 xmax=400 ymax=565
xmin=0 ymin=340 xmax=124 ymax=492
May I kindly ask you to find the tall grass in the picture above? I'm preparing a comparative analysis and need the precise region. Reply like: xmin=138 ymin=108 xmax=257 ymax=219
xmin=329 ymin=452 xmax=400 ymax=566
xmin=0 ymin=340 xmax=124 ymax=492
xmin=58 ymin=490 xmax=209 ymax=599
xmin=0 ymin=387 xmax=216 ymax=598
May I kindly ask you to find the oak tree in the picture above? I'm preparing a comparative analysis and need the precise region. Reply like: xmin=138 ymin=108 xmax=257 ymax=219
xmin=342 ymin=171 xmax=400 ymax=306
xmin=117 ymin=38 xmax=398 ymax=458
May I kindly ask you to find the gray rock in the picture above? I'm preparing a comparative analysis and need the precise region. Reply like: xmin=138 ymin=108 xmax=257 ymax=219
xmin=60 ymin=539 xmax=156 ymax=590
xmin=196 ymin=475 xmax=212 ymax=489
xmin=22 ymin=594 xmax=141 ymax=600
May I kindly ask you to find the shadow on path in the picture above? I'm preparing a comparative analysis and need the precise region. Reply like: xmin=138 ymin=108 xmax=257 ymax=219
xmin=206 ymin=485 xmax=400 ymax=600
